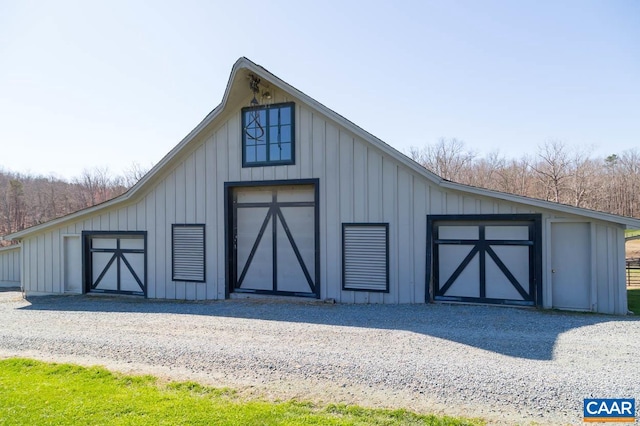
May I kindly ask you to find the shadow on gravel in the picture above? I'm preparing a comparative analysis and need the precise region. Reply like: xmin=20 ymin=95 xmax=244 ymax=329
xmin=17 ymin=293 xmax=637 ymax=361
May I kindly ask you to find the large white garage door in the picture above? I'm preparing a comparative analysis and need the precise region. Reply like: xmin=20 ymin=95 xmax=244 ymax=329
xmin=428 ymin=215 xmax=542 ymax=306
xmin=228 ymin=182 xmax=319 ymax=298
xmin=83 ymin=232 xmax=147 ymax=296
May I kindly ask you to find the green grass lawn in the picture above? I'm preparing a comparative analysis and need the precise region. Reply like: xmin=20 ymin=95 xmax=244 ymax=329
xmin=628 ymin=288 xmax=640 ymax=314
xmin=0 ymin=358 xmax=482 ymax=426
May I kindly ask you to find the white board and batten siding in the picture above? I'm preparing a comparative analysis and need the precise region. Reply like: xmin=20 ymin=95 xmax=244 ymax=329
xmin=12 ymin=69 xmax=634 ymax=314
xmin=0 ymin=245 xmax=20 ymax=287
xmin=15 ymin=96 xmax=497 ymax=302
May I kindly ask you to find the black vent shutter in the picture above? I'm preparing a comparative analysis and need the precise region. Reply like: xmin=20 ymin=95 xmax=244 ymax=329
xmin=172 ymin=224 xmax=205 ymax=282
xmin=342 ymin=223 xmax=389 ymax=292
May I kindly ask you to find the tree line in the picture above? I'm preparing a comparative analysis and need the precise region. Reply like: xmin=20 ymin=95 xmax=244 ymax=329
xmin=0 ymin=164 xmax=148 ymax=246
xmin=409 ymin=139 xmax=640 ymax=219
xmin=2 ymin=140 xmax=639 ymax=247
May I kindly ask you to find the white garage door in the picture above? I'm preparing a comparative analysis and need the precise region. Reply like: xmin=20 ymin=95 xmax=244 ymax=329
xmin=428 ymin=215 xmax=542 ymax=306
xmin=83 ymin=232 xmax=146 ymax=296
xmin=230 ymin=183 xmax=319 ymax=298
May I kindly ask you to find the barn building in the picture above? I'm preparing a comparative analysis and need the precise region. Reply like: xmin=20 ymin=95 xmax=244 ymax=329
xmin=2 ymin=57 xmax=639 ymax=314
xmin=0 ymin=245 xmax=20 ymax=288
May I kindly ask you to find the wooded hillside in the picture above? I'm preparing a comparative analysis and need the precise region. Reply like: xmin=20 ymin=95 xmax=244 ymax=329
xmin=0 ymin=164 xmax=147 ymax=246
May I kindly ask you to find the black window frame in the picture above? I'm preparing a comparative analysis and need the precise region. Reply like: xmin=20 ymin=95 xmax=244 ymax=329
xmin=172 ymin=224 xmax=206 ymax=283
xmin=241 ymin=102 xmax=295 ymax=167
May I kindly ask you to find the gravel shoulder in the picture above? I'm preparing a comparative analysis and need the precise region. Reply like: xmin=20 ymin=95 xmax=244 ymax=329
xmin=1 ymin=290 xmax=639 ymax=425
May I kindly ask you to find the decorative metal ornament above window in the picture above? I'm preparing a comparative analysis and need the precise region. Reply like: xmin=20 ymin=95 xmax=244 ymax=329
xmin=246 ymin=75 xmax=265 ymax=141
xmin=249 ymin=74 xmax=261 ymax=105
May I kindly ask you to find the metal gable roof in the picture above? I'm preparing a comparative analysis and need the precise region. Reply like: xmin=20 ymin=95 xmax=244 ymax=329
xmin=3 ymin=57 xmax=640 ymax=241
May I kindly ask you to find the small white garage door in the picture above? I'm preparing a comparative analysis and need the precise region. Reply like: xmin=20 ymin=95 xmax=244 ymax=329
xmin=228 ymin=182 xmax=319 ymax=298
xmin=428 ymin=215 xmax=542 ymax=306
xmin=550 ymin=222 xmax=591 ymax=310
xmin=83 ymin=232 xmax=146 ymax=296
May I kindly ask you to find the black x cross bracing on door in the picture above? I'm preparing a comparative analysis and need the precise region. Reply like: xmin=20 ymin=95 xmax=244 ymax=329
xmin=428 ymin=215 xmax=542 ymax=307
xmin=226 ymin=180 xmax=320 ymax=299
xmin=83 ymin=232 xmax=147 ymax=296
xmin=434 ymin=226 xmax=533 ymax=300
xmin=236 ymin=198 xmax=316 ymax=293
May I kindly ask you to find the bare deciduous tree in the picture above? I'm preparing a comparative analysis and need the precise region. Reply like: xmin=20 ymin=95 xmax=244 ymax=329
xmin=74 ymin=167 xmax=126 ymax=207
xmin=123 ymin=162 xmax=150 ymax=188
xmin=569 ymin=147 xmax=596 ymax=208
xmin=531 ymin=141 xmax=571 ymax=203
xmin=410 ymin=138 xmax=476 ymax=181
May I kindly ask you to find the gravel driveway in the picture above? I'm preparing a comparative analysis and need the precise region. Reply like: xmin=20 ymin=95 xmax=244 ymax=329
xmin=1 ymin=289 xmax=638 ymax=425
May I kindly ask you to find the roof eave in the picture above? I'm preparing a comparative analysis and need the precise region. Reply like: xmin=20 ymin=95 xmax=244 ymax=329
xmin=1 ymin=59 xmax=248 ymax=241
xmin=0 ymin=243 xmax=21 ymax=253
xmin=2 ymin=195 xmax=126 ymax=241
xmin=3 ymin=57 xmax=639 ymax=240
xmin=237 ymin=59 xmax=444 ymax=185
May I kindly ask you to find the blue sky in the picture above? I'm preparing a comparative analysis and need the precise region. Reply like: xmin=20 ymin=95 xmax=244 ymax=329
xmin=1 ymin=0 xmax=638 ymax=180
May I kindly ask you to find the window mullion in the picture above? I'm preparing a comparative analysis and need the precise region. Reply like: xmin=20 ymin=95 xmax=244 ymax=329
xmin=277 ymin=108 xmax=281 ymax=150
xmin=265 ymin=107 xmax=271 ymax=162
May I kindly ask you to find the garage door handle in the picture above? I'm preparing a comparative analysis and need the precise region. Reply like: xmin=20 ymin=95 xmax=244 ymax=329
xmin=552 ymin=269 xmax=556 ymax=273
